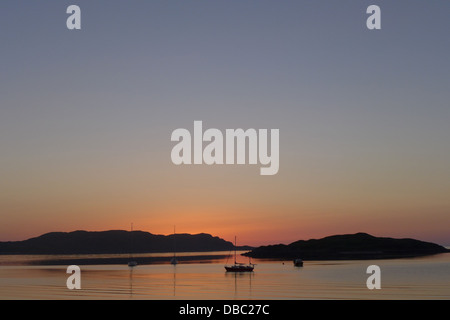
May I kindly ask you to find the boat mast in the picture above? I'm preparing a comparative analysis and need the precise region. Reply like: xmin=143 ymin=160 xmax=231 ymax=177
xmin=129 ymin=223 xmax=133 ymax=260
xmin=173 ymin=225 xmax=176 ymax=259
xmin=234 ymin=236 xmax=237 ymax=264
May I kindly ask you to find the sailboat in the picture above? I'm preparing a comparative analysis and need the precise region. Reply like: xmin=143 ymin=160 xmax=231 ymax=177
xmin=128 ymin=223 xmax=138 ymax=267
xmin=224 ymin=236 xmax=254 ymax=272
xmin=170 ymin=226 xmax=178 ymax=265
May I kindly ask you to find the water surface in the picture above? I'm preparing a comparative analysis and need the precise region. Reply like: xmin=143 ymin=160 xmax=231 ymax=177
xmin=0 ymin=252 xmax=449 ymax=299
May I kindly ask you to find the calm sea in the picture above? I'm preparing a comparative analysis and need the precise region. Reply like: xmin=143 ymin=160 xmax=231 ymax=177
xmin=0 ymin=251 xmax=449 ymax=300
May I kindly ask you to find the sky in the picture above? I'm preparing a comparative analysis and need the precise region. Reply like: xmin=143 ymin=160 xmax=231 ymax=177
xmin=1 ymin=1 xmax=449 ymax=246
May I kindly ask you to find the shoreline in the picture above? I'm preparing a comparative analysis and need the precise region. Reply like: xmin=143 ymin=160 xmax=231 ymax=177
xmin=29 ymin=254 xmax=231 ymax=266
xmin=1 ymin=251 xmax=448 ymax=266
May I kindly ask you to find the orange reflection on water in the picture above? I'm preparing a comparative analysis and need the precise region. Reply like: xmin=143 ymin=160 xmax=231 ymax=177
xmin=1 ymin=253 xmax=450 ymax=299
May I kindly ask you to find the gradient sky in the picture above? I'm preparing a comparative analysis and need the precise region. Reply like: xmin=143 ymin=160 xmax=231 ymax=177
xmin=1 ymin=1 xmax=449 ymax=246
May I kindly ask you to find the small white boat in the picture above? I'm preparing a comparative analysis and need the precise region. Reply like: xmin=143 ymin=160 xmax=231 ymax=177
xmin=128 ymin=261 xmax=138 ymax=267
xmin=293 ymin=259 xmax=303 ymax=267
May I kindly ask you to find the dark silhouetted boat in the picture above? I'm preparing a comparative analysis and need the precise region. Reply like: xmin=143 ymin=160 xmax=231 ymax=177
xmin=170 ymin=226 xmax=178 ymax=265
xmin=128 ymin=223 xmax=137 ymax=267
xmin=225 ymin=236 xmax=254 ymax=272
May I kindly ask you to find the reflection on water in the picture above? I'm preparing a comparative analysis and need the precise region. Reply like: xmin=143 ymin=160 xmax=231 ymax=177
xmin=0 ymin=253 xmax=449 ymax=299
xmin=225 ymin=271 xmax=254 ymax=298
xmin=129 ymin=267 xmax=133 ymax=299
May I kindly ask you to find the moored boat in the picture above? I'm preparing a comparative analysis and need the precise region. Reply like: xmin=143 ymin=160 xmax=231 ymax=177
xmin=293 ymin=258 xmax=303 ymax=267
xmin=170 ymin=226 xmax=178 ymax=265
xmin=225 ymin=236 xmax=254 ymax=272
xmin=128 ymin=223 xmax=138 ymax=267
xmin=225 ymin=263 xmax=254 ymax=272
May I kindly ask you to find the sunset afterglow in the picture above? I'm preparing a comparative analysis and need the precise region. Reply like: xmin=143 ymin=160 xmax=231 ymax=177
xmin=1 ymin=1 xmax=449 ymax=247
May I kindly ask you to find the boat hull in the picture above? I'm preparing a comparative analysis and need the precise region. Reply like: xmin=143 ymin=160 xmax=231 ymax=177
xmin=225 ymin=265 xmax=254 ymax=272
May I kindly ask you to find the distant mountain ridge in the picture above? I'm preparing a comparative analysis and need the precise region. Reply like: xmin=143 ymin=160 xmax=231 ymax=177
xmin=244 ymin=232 xmax=449 ymax=260
xmin=0 ymin=230 xmax=251 ymax=254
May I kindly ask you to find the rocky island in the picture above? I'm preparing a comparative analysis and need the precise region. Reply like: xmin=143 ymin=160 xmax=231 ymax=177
xmin=244 ymin=232 xmax=449 ymax=260
xmin=0 ymin=230 xmax=251 ymax=255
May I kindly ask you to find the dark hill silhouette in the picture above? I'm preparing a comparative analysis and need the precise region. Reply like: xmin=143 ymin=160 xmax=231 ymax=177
xmin=0 ymin=230 xmax=251 ymax=255
xmin=244 ymin=232 xmax=449 ymax=260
